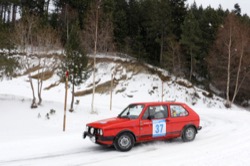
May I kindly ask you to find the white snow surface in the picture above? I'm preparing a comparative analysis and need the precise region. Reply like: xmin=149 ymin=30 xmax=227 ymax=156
xmin=1 ymin=55 xmax=250 ymax=166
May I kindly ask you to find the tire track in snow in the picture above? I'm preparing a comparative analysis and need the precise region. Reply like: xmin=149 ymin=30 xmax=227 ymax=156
xmin=1 ymin=110 xmax=250 ymax=166
xmin=0 ymin=148 xmax=100 ymax=165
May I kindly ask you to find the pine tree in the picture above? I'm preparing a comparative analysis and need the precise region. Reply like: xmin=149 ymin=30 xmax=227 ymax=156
xmin=113 ymin=0 xmax=128 ymax=52
xmin=154 ymin=0 xmax=172 ymax=66
xmin=233 ymin=3 xmax=241 ymax=16
xmin=62 ymin=22 xmax=88 ymax=112
xmin=0 ymin=54 xmax=19 ymax=80
xmin=196 ymin=6 xmax=224 ymax=78
xmin=138 ymin=0 xmax=160 ymax=63
xmin=180 ymin=9 xmax=202 ymax=81
xmin=127 ymin=0 xmax=143 ymax=57
xmin=169 ymin=0 xmax=187 ymax=40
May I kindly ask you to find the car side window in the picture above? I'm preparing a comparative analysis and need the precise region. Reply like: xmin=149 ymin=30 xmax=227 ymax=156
xmin=170 ymin=105 xmax=188 ymax=118
xmin=142 ymin=105 xmax=168 ymax=119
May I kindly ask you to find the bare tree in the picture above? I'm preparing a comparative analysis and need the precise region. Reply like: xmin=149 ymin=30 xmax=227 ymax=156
xmin=91 ymin=0 xmax=101 ymax=114
xmin=37 ymin=59 xmax=45 ymax=105
xmin=13 ymin=15 xmax=39 ymax=108
xmin=82 ymin=0 xmax=115 ymax=113
xmin=13 ymin=13 xmax=39 ymax=52
xmin=44 ymin=0 xmax=50 ymax=16
xmin=225 ymin=15 xmax=234 ymax=107
xmin=82 ymin=0 xmax=114 ymax=53
xmin=35 ymin=26 xmax=61 ymax=105
xmin=98 ymin=17 xmax=115 ymax=52
xmin=231 ymin=19 xmax=250 ymax=104
xmin=13 ymin=17 xmax=28 ymax=52
xmin=20 ymin=55 xmax=38 ymax=108
xmin=164 ymin=36 xmax=183 ymax=76
xmin=13 ymin=14 xmax=60 ymax=108
xmin=35 ymin=56 xmax=59 ymax=105
xmin=207 ymin=13 xmax=250 ymax=107
xmin=12 ymin=2 xmax=17 ymax=23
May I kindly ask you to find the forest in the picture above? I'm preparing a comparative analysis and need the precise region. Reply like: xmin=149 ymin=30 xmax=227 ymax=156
xmin=0 ymin=0 xmax=250 ymax=108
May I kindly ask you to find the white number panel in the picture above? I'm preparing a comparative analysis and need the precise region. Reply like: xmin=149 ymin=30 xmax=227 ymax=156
xmin=152 ymin=119 xmax=166 ymax=137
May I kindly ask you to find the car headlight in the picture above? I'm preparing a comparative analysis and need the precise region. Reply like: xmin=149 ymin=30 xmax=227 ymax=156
xmin=90 ymin=127 xmax=94 ymax=134
xmin=98 ymin=129 xmax=103 ymax=136
xmin=95 ymin=129 xmax=103 ymax=135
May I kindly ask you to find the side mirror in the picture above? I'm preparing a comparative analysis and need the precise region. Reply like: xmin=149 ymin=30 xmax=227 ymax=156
xmin=148 ymin=115 xmax=154 ymax=120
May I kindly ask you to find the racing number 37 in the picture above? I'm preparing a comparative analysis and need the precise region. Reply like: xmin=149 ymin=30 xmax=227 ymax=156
xmin=152 ymin=119 xmax=166 ymax=137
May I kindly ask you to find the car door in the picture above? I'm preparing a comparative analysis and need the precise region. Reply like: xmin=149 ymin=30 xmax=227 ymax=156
xmin=139 ymin=105 xmax=168 ymax=141
xmin=166 ymin=104 xmax=190 ymax=137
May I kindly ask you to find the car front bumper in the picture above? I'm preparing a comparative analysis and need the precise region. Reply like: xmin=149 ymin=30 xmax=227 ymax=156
xmin=83 ymin=132 xmax=114 ymax=144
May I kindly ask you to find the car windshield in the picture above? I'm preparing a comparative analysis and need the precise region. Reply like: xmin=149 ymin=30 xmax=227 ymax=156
xmin=118 ymin=104 xmax=145 ymax=119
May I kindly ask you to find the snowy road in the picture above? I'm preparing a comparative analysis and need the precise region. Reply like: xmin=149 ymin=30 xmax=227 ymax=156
xmin=1 ymin=99 xmax=250 ymax=166
xmin=1 ymin=53 xmax=249 ymax=166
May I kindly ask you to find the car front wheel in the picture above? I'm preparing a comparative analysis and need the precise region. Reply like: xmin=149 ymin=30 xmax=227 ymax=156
xmin=114 ymin=132 xmax=135 ymax=152
xmin=182 ymin=126 xmax=196 ymax=142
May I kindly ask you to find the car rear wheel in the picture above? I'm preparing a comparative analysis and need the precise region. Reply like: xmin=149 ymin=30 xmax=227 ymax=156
xmin=114 ymin=132 xmax=135 ymax=152
xmin=182 ymin=126 xmax=196 ymax=142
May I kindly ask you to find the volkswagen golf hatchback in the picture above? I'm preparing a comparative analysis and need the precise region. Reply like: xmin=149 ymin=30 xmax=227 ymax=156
xmin=83 ymin=102 xmax=202 ymax=151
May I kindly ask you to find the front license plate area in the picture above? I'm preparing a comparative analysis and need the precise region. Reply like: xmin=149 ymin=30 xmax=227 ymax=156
xmin=90 ymin=136 xmax=96 ymax=143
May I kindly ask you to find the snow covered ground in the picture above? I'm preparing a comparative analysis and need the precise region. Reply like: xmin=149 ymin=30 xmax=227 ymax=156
xmin=1 ymin=56 xmax=250 ymax=166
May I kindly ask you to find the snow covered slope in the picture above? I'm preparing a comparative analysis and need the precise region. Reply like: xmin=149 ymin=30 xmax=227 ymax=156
xmin=0 ymin=54 xmax=250 ymax=166
xmin=1 ymin=53 xmax=225 ymax=109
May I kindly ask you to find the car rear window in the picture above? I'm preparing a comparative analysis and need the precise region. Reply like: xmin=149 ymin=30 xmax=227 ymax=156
xmin=170 ymin=105 xmax=189 ymax=117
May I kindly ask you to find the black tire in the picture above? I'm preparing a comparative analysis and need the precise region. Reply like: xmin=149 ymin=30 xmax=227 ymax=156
xmin=114 ymin=132 xmax=135 ymax=152
xmin=182 ymin=126 xmax=196 ymax=142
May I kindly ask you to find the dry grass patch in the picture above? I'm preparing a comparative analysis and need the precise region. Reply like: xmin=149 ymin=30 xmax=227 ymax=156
xmin=31 ymin=70 xmax=54 ymax=81
xmin=44 ymin=81 xmax=60 ymax=90
xmin=176 ymin=80 xmax=193 ymax=88
xmin=75 ymin=80 xmax=118 ymax=97
xmin=23 ymin=65 xmax=42 ymax=75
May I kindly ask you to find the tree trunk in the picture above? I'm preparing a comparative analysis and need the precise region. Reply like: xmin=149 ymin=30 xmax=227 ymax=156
xmin=37 ymin=68 xmax=43 ymax=106
xmin=37 ymin=60 xmax=45 ymax=106
xmin=29 ymin=75 xmax=37 ymax=108
xmin=225 ymin=26 xmax=232 ymax=108
xmin=24 ymin=55 xmax=37 ymax=109
xmin=45 ymin=0 xmax=50 ymax=16
xmin=3 ymin=5 xmax=6 ymax=23
xmin=38 ymin=79 xmax=42 ymax=105
xmin=7 ymin=5 xmax=11 ymax=23
xmin=160 ymin=31 xmax=164 ymax=66
xmin=0 ymin=5 xmax=2 ymax=21
xmin=189 ymin=50 xmax=193 ymax=81
xmin=91 ymin=1 xmax=100 ymax=114
xmin=12 ymin=4 xmax=17 ymax=24
xmin=231 ymin=45 xmax=244 ymax=104
xmin=172 ymin=46 xmax=176 ymax=72
xmin=70 ymin=81 xmax=75 ymax=112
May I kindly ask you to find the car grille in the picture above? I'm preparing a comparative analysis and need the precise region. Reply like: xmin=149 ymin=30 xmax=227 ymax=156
xmin=87 ymin=127 xmax=103 ymax=136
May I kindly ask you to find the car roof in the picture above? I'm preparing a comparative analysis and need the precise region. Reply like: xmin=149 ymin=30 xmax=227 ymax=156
xmin=130 ymin=101 xmax=186 ymax=106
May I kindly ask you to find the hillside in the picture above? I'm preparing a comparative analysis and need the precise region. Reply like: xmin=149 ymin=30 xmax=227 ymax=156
xmin=1 ymin=1 xmax=250 ymax=107
xmin=0 ymin=53 xmax=225 ymax=111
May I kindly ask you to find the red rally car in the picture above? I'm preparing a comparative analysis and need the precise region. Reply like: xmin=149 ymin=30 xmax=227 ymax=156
xmin=83 ymin=102 xmax=202 ymax=151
